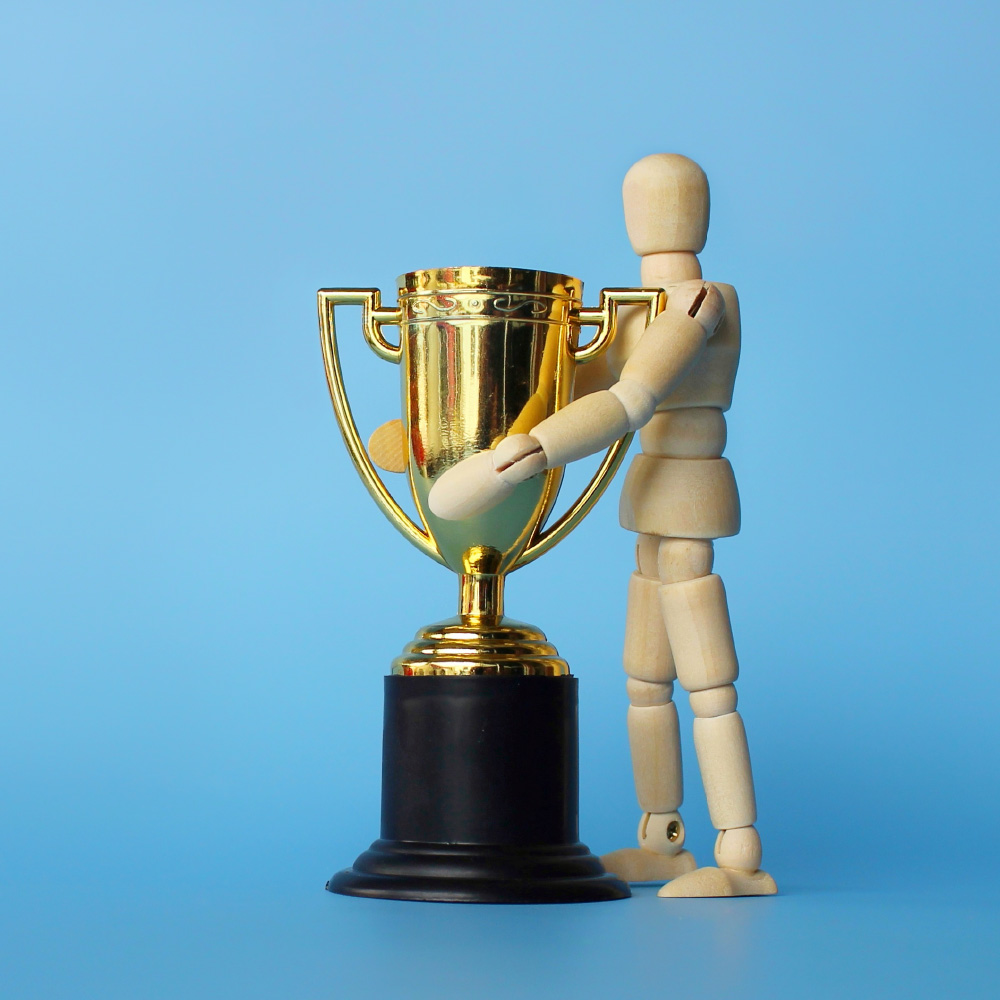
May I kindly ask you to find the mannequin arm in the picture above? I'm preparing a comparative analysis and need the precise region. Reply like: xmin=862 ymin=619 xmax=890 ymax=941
xmin=428 ymin=280 xmax=724 ymax=521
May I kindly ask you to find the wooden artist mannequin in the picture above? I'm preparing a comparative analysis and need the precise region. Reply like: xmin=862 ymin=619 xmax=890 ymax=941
xmin=375 ymin=154 xmax=776 ymax=897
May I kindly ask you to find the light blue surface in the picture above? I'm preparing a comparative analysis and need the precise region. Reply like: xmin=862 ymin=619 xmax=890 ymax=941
xmin=1 ymin=1 xmax=998 ymax=997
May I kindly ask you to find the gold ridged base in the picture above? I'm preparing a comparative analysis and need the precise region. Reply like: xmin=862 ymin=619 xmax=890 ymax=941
xmin=391 ymin=617 xmax=570 ymax=677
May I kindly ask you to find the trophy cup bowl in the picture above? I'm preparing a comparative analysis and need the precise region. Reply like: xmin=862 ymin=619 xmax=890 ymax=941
xmin=318 ymin=267 xmax=664 ymax=903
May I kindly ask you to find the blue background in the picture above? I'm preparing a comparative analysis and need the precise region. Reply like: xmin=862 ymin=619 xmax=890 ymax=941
xmin=2 ymin=1 xmax=998 ymax=996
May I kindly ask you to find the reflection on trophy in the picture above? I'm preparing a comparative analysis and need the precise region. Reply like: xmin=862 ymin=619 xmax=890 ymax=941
xmin=318 ymin=266 xmax=663 ymax=903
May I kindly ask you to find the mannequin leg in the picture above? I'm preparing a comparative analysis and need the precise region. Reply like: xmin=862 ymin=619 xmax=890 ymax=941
xmin=655 ymin=556 xmax=776 ymax=897
xmin=600 ymin=535 xmax=696 ymax=882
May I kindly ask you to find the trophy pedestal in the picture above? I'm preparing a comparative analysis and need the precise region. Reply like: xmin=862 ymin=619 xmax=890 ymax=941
xmin=327 ymin=675 xmax=629 ymax=904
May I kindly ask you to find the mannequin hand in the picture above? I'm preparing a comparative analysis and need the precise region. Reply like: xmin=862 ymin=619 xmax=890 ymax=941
xmin=367 ymin=418 xmax=408 ymax=473
xmin=428 ymin=434 xmax=547 ymax=521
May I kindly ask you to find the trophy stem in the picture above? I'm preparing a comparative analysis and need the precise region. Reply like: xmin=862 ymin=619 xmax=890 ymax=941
xmin=459 ymin=572 xmax=504 ymax=620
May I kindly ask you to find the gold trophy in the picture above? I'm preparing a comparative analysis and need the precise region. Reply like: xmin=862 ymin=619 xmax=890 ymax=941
xmin=318 ymin=266 xmax=663 ymax=903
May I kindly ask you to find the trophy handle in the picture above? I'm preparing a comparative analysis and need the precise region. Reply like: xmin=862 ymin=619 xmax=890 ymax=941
xmin=515 ymin=288 xmax=666 ymax=569
xmin=318 ymin=289 xmax=445 ymax=566
xmin=572 ymin=287 xmax=666 ymax=363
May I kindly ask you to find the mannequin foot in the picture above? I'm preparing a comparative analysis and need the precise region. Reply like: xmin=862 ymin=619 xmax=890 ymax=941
xmin=600 ymin=847 xmax=697 ymax=883
xmin=657 ymin=866 xmax=777 ymax=897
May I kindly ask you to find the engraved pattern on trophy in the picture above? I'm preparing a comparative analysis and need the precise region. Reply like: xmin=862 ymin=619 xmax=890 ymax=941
xmin=407 ymin=292 xmax=563 ymax=320
xmin=428 ymin=155 xmax=777 ymax=898
xmin=491 ymin=294 xmax=550 ymax=316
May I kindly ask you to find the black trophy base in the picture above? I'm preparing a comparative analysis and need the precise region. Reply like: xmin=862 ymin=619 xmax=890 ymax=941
xmin=326 ymin=675 xmax=629 ymax=905
xmin=327 ymin=839 xmax=628 ymax=904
